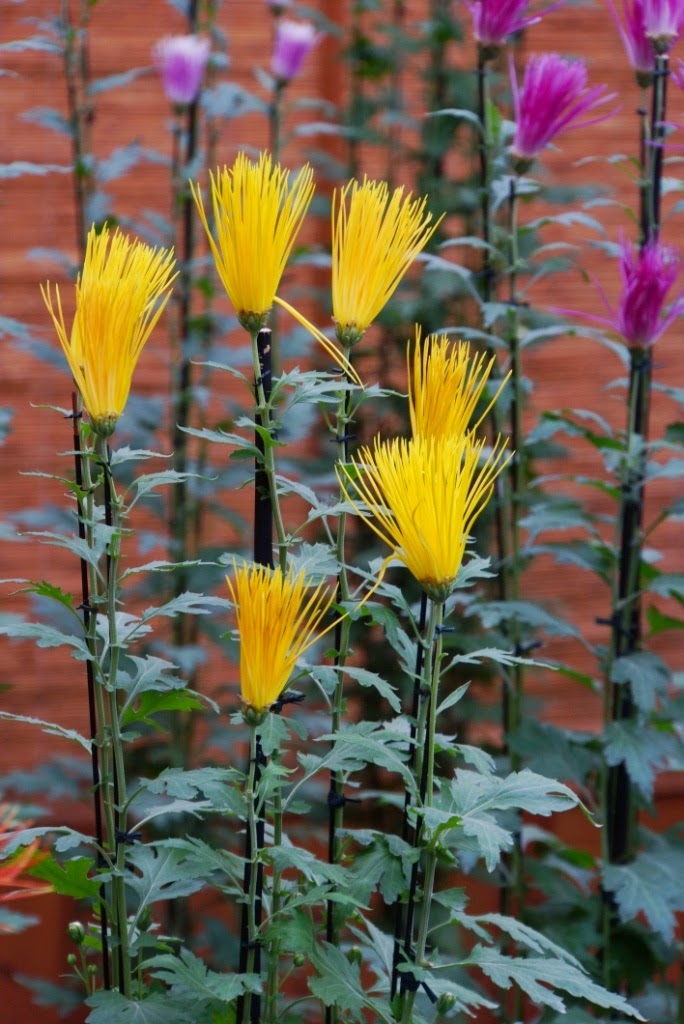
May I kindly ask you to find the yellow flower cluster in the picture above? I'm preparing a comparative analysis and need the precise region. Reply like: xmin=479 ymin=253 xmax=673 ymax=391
xmin=340 ymin=330 xmax=510 ymax=601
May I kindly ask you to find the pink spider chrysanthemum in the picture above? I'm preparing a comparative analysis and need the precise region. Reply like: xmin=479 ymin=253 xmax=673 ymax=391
xmin=557 ymin=236 xmax=684 ymax=349
xmin=510 ymin=53 xmax=617 ymax=172
xmin=467 ymin=0 xmax=563 ymax=50
xmin=606 ymin=0 xmax=656 ymax=83
xmin=642 ymin=0 xmax=684 ymax=51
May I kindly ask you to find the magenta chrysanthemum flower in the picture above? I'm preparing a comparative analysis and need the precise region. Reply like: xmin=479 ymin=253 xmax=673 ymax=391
xmin=510 ymin=54 xmax=617 ymax=171
xmin=558 ymin=236 xmax=684 ymax=349
xmin=642 ymin=0 xmax=684 ymax=51
xmin=467 ymin=0 xmax=564 ymax=49
xmin=271 ymin=20 xmax=319 ymax=83
xmin=153 ymin=35 xmax=211 ymax=106
xmin=606 ymin=0 xmax=656 ymax=82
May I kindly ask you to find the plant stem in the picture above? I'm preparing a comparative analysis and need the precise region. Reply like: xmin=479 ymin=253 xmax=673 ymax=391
xmin=242 ymin=724 xmax=262 ymax=1024
xmin=399 ymin=598 xmax=443 ymax=1024
xmin=390 ymin=592 xmax=427 ymax=999
xmin=62 ymin=0 xmax=94 ymax=258
xmin=326 ymin=350 xmax=355 ymax=1024
xmin=71 ymin=396 xmax=111 ymax=989
xmin=97 ymin=437 xmax=132 ymax=997
xmin=251 ymin=328 xmax=288 ymax=571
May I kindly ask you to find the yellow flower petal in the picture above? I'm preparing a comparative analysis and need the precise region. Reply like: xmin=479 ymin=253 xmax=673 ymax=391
xmin=338 ymin=434 xmax=511 ymax=600
xmin=409 ymin=327 xmax=508 ymax=442
xmin=226 ymin=561 xmax=337 ymax=713
xmin=332 ymin=178 xmax=442 ymax=345
xmin=191 ymin=152 xmax=315 ymax=332
xmin=41 ymin=226 xmax=176 ymax=436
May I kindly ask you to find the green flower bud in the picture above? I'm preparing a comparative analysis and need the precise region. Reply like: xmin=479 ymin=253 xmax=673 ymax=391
xmin=67 ymin=921 xmax=85 ymax=945
xmin=436 ymin=991 xmax=457 ymax=1014
xmin=293 ymin=953 xmax=306 ymax=968
xmin=67 ymin=953 xmax=78 ymax=967
xmin=346 ymin=946 xmax=363 ymax=966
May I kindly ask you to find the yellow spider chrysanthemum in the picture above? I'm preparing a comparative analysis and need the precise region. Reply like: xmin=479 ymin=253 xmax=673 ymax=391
xmin=338 ymin=434 xmax=511 ymax=601
xmin=409 ymin=328 xmax=507 ymax=442
xmin=332 ymin=177 xmax=441 ymax=346
xmin=226 ymin=561 xmax=337 ymax=715
xmin=191 ymin=151 xmax=315 ymax=333
xmin=41 ymin=226 xmax=176 ymax=438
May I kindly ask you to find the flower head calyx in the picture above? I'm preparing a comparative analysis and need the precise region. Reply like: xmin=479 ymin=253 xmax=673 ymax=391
xmin=191 ymin=152 xmax=314 ymax=333
xmin=41 ymin=226 xmax=176 ymax=437
xmin=226 ymin=561 xmax=337 ymax=715
xmin=332 ymin=177 xmax=441 ymax=347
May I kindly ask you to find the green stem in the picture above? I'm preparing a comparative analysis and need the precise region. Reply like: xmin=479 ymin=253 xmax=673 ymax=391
xmin=243 ymin=724 xmax=261 ymax=1024
xmin=250 ymin=330 xmax=288 ymax=571
xmin=326 ymin=351 xmax=355 ymax=1024
xmin=399 ymin=598 xmax=443 ymax=1024
xmin=265 ymin=767 xmax=283 ymax=1024
xmin=97 ymin=437 xmax=132 ymax=997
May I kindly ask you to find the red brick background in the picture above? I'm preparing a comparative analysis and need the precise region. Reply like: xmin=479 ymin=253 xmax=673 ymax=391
xmin=1 ymin=1 xmax=683 ymax=1019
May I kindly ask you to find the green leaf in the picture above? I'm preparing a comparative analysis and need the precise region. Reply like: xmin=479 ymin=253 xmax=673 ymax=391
xmin=309 ymin=942 xmax=391 ymax=1021
xmin=86 ymin=991 xmax=191 ymax=1024
xmin=342 ymin=667 xmax=401 ymax=713
xmin=146 ymin=947 xmax=259 ymax=1003
xmin=428 ymin=769 xmax=581 ymax=870
xmin=602 ymin=721 xmax=675 ymax=799
xmin=467 ymin=946 xmax=644 ymax=1018
xmin=603 ymin=848 xmax=683 ymax=943
xmin=0 ymin=616 xmax=91 ymax=659
xmin=610 ymin=652 xmax=670 ymax=712
xmin=475 ymin=601 xmax=580 ymax=639
xmin=0 ymin=712 xmax=91 ymax=752
xmin=125 ymin=846 xmax=206 ymax=928
xmin=28 ymin=856 xmax=100 ymax=900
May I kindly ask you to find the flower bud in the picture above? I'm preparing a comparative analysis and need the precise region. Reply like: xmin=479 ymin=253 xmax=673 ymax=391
xmin=293 ymin=952 xmax=306 ymax=967
xmin=67 ymin=921 xmax=85 ymax=945
xmin=346 ymin=946 xmax=363 ymax=966
xmin=437 ymin=991 xmax=457 ymax=1014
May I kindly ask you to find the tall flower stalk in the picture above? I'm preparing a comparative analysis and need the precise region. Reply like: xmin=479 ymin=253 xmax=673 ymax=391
xmin=42 ymin=224 xmax=175 ymax=994
xmin=323 ymin=183 xmax=439 ymax=1023
xmin=340 ymin=430 xmax=510 ymax=1020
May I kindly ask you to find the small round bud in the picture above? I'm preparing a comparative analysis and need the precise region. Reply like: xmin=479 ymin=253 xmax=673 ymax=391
xmin=67 ymin=953 xmax=78 ymax=966
xmin=293 ymin=953 xmax=306 ymax=968
xmin=346 ymin=946 xmax=363 ymax=966
xmin=87 ymin=964 xmax=99 ymax=975
xmin=437 ymin=991 xmax=457 ymax=1014
xmin=67 ymin=921 xmax=85 ymax=944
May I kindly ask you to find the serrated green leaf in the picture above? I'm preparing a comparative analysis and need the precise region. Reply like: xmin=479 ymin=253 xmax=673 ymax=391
xmin=309 ymin=942 xmax=391 ymax=1020
xmin=0 ymin=712 xmax=91 ymax=752
xmin=0 ymin=616 xmax=91 ymax=659
xmin=603 ymin=721 xmax=675 ymax=799
xmin=86 ymin=991 xmax=191 ymax=1024
xmin=28 ymin=855 xmax=100 ymax=900
xmin=467 ymin=945 xmax=644 ymax=1018
xmin=146 ymin=947 xmax=259 ymax=1003
xmin=603 ymin=847 xmax=683 ymax=943
xmin=611 ymin=652 xmax=670 ymax=712
xmin=126 ymin=846 xmax=206 ymax=929
xmin=475 ymin=600 xmax=580 ymax=638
